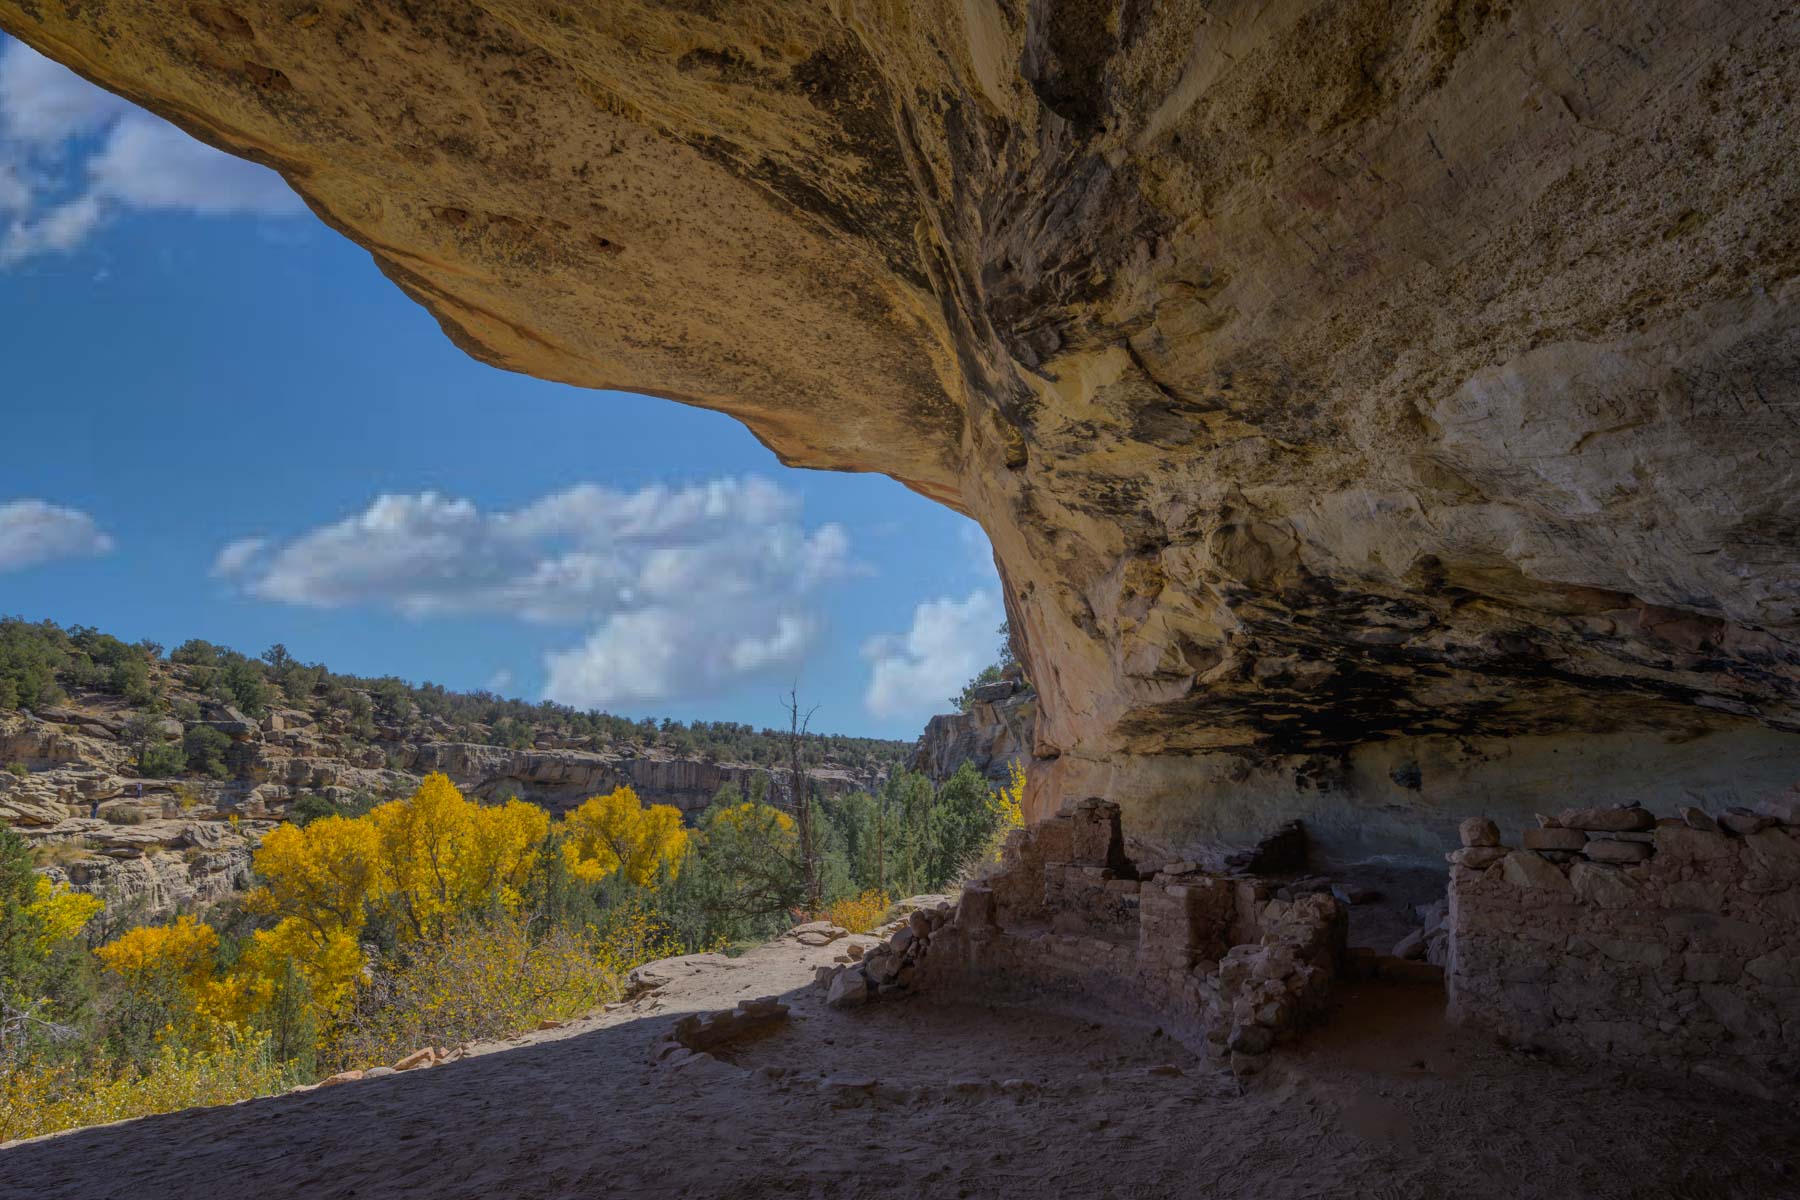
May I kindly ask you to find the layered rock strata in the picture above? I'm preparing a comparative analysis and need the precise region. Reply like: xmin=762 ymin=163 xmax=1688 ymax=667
xmin=1445 ymin=797 xmax=1800 ymax=1100
xmin=34 ymin=817 xmax=269 ymax=921
xmin=909 ymin=674 xmax=1034 ymax=785
xmin=4 ymin=3 xmax=1799 ymax=860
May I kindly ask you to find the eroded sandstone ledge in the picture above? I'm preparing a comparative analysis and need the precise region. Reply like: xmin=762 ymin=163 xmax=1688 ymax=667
xmin=6 ymin=1 xmax=1797 ymax=859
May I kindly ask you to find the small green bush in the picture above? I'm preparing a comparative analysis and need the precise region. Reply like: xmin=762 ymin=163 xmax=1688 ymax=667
xmin=5 ymin=761 xmax=27 ymax=778
xmin=182 ymin=725 xmax=231 ymax=779
xmin=138 ymin=742 xmax=186 ymax=779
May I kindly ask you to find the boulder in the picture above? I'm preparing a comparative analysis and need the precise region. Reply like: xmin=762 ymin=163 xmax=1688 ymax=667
xmin=1459 ymin=817 xmax=1501 ymax=848
xmin=393 ymin=1048 xmax=434 ymax=1072
xmin=1583 ymin=838 xmax=1654 ymax=864
xmin=1522 ymin=828 xmax=1588 ymax=851
xmin=1753 ymin=792 xmax=1800 ymax=826
xmin=826 ymin=970 xmax=869 ymax=1009
xmin=1681 ymin=806 xmax=1721 ymax=833
xmin=863 ymin=950 xmax=902 ymax=986
xmin=1448 ymin=846 xmax=1507 ymax=870
xmin=790 ymin=921 xmax=848 ymax=947
xmin=1720 ymin=808 xmax=1777 ymax=836
xmin=1557 ymin=804 xmax=1655 ymax=833
xmin=1501 ymin=851 xmax=1572 ymax=892
xmin=1569 ymin=861 xmax=1643 ymax=909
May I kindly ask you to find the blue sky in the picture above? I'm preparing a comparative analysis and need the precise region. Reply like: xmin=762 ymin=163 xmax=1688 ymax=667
xmin=0 ymin=36 xmax=1002 ymax=739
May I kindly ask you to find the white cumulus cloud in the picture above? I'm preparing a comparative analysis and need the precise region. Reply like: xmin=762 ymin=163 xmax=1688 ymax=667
xmin=0 ymin=499 xmax=114 ymax=571
xmin=215 ymin=478 xmax=853 ymax=710
xmin=0 ymin=40 xmax=130 ymax=144
xmin=0 ymin=39 xmax=303 ymax=268
xmin=209 ymin=536 xmax=266 ymax=579
xmin=862 ymin=589 xmax=1006 ymax=720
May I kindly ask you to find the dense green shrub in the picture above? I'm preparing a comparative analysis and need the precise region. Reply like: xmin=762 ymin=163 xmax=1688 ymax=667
xmin=182 ymin=725 xmax=232 ymax=779
xmin=138 ymin=742 xmax=186 ymax=779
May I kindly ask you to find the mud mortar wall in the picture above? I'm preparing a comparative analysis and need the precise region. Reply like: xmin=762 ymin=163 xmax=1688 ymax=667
xmin=1446 ymin=821 xmax=1800 ymax=1100
xmin=915 ymin=802 xmax=1345 ymax=1072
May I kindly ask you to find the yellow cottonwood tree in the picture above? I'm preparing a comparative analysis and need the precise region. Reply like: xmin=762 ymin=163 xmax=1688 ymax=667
xmin=986 ymin=759 xmax=1026 ymax=861
xmin=243 ymin=814 xmax=380 ymax=1020
xmin=369 ymin=773 xmax=471 ymax=937
xmin=96 ymin=914 xmax=255 ymax=1037
xmin=461 ymin=798 xmax=551 ymax=911
xmin=96 ymin=914 xmax=218 ymax=990
xmin=369 ymin=775 xmax=549 ymax=935
xmin=24 ymin=877 xmax=102 ymax=953
xmin=247 ymin=816 xmax=381 ymax=936
xmin=560 ymin=786 xmax=689 ymax=887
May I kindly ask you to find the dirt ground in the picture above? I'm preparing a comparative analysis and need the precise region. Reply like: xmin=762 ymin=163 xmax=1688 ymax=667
xmin=2 ymin=931 xmax=1794 ymax=1200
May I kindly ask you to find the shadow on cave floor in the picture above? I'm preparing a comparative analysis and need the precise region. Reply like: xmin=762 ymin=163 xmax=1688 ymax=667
xmin=1 ymin=939 xmax=1793 ymax=1200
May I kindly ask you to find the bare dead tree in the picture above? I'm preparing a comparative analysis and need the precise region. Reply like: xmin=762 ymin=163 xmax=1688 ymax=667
xmin=781 ymin=687 xmax=822 ymax=914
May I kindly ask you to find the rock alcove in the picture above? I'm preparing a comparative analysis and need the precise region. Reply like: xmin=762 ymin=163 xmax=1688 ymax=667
xmin=4 ymin=0 xmax=1795 ymax=866
xmin=4 ymin=0 xmax=1799 ymax=1116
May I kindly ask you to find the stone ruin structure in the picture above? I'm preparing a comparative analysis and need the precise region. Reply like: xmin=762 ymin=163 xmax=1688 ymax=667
xmin=4 ymin=0 xmax=1796 ymax=1115
xmin=818 ymin=799 xmax=1348 ymax=1077
xmin=4 ymin=2 xmax=1796 ymax=873
xmin=1445 ymin=799 xmax=1800 ymax=1101
xmin=800 ymin=791 xmax=1800 ymax=1103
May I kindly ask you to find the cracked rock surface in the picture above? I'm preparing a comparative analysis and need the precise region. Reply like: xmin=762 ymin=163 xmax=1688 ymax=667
xmin=6 ymin=1 xmax=1797 ymax=858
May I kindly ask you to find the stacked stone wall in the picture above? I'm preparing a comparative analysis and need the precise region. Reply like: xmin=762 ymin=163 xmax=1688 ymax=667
xmin=825 ymin=798 xmax=1346 ymax=1076
xmin=1446 ymin=804 xmax=1800 ymax=1100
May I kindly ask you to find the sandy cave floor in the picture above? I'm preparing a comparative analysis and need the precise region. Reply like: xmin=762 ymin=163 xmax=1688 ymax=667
xmin=1 ymin=932 xmax=1795 ymax=1200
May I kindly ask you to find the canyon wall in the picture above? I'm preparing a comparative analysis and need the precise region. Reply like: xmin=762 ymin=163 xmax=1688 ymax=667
xmin=910 ymin=675 xmax=1034 ymax=784
xmin=4 ymin=704 xmax=875 ymax=917
xmin=5 ymin=1 xmax=1798 ymax=862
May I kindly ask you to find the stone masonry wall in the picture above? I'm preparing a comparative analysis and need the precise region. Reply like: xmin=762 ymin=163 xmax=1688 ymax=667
xmin=1446 ymin=800 xmax=1800 ymax=1101
xmin=823 ymin=798 xmax=1347 ymax=1076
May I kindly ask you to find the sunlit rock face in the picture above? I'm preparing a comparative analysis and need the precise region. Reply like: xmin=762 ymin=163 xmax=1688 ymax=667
xmin=9 ymin=1 xmax=1797 ymax=861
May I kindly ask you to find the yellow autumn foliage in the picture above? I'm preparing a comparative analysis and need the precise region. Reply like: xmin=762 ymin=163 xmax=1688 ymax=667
xmin=559 ymin=786 xmax=688 ymax=887
xmin=710 ymin=800 xmax=796 ymax=838
xmin=96 ymin=914 xmax=218 ymax=992
xmin=7 ymin=770 xmax=708 ymax=1141
xmin=246 ymin=814 xmax=380 ymax=935
xmin=367 ymin=777 xmax=549 ymax=936
xmin=0 ymin=1029 xmax=290 ymax=1144
xmin=328 ymin=901 xmax=683 ymax=1070
xmin=826 ymin=889 xmax=890 ymax=934
xmin=985 ymin=759 xmax=1026 ymax=862
xmin=24 ymin=875 xmax=102 ymax=952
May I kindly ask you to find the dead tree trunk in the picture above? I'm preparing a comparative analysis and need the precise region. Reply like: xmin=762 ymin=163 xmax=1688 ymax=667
xmin=783 ymin=688 xmax=821 ymax=914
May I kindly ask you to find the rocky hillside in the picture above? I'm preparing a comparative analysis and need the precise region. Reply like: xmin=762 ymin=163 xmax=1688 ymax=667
xmin=1 ymin=622 xmax=903 ymax=918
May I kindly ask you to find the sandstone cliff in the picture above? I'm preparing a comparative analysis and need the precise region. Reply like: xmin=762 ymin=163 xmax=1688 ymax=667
xmin=6 ymin=1 xmax=1798 ymax=862
xmin=910 ymin=675 xmax=1033 ymax=785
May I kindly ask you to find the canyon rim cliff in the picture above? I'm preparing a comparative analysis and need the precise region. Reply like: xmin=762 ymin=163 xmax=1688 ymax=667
xmin=6 ymin=0 xmax=1796 ymax=864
